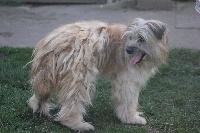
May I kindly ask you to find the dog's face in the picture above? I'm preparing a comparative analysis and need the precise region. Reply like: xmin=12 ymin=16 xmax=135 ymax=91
xmin=123 ymin=18 xmax=168 ymax=67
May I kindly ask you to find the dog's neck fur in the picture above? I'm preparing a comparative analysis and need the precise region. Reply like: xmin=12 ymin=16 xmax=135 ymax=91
xmin=97 ymin=24 xmax=126 ymax=75
xmin=108 ymin=24 xmax=126 ymax=45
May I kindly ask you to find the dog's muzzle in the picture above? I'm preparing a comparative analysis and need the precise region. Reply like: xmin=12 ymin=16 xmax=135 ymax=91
xmin=126 ymin=46 xmax=146 ymax=65
xmin=126 ymin=46 xmax=137 ymax=54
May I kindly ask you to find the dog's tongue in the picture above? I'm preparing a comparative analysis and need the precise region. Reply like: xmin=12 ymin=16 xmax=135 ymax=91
xmin=130 ymin=53 xmax=142 ymax=65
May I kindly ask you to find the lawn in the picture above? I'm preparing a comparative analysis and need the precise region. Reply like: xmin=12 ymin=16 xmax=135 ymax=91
xmin=0 ymin=47 xmax=199 ymax=133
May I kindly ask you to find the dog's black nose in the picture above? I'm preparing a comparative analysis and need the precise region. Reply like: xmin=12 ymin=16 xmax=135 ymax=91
xmin=126 ymin=46 xmax=134 ymax=54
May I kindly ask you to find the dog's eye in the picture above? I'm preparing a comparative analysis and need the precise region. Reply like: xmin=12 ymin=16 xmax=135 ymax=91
xmin=138 ymin=36 xmax=145 ymax=43
xmin=129 ymin=36 xmax=133 ymax=40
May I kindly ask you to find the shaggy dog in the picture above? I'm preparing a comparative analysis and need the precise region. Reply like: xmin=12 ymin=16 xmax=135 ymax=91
xmin=28 ymin=18 xmax=168 ymax=132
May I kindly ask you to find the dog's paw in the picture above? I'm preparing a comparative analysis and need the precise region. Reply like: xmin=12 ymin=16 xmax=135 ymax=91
xmin=60 ymin=120 xmax=95 ymax=132
xmin=117 ymin=111 xmax=147 ymax=125
xmin=76 ymin=122 xmax=95 ymax=132
xmin=129 ymin=115 xmax=147 ymax=125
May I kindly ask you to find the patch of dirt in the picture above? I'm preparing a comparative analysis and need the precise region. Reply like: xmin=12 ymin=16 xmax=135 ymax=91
xmin=0 ymin=32 xmax=13 ymax=38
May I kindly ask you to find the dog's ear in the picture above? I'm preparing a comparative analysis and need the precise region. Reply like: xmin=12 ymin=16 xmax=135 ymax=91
xmin=147 ymin=21 xmax=167 ymax=40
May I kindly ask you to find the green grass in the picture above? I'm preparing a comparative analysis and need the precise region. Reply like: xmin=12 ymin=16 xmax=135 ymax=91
xmin=0 ymin=0 xmax=25 ymax=6
xmin=0 ymin=47 xmax=200 ymax=133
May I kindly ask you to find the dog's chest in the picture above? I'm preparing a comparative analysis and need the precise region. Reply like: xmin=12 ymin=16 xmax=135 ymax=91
xmin=128 ymin=66 xmax=156 ymax=87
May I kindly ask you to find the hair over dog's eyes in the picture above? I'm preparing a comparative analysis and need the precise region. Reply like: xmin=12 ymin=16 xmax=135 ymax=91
xmin=138 ymin=35 xmax=145 ymax=43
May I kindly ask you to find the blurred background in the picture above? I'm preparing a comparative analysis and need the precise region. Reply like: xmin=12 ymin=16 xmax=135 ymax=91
xmin=0 ymin=0 xmax=199 ymax=49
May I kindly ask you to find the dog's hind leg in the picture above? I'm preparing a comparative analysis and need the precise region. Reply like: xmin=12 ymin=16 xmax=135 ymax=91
xmin=54 ymin=81 xmax=95 ymax=132
xmin=28 ymin=94 xmax=52 ymax=117
xmin=55 ymin=100 xmax=94 ymax=132
xmin=111 ymin=72 xmax=147 ymax=125
xmin=28 ymin=72 xmax=53 ymax=117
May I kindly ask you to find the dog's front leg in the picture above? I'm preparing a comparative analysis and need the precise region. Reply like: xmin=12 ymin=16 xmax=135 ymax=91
xmin=112 ymin=76 xmax=147 ymax=125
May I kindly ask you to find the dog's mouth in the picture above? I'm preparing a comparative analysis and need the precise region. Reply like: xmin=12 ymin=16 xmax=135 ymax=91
xmin=130 ymin=52 xmax=146 ymax=65
xmin=125 ymin=46 xmax=146 ymax=65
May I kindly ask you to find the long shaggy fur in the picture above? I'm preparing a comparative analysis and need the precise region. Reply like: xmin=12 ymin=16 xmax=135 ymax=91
xmin=28 ymin=18 xmax=168 ymax=132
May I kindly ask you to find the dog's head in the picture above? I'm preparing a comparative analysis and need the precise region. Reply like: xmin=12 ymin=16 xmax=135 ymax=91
xmin=123 ymin=18 xmax=168 ymax=67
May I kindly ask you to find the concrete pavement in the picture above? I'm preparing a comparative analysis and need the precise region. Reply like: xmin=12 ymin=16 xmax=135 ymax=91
xmin=0 ymin=1 xmax=200 ymax=49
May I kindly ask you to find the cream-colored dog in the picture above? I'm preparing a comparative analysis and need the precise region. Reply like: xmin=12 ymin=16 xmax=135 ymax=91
xmin=28 ymin=18 xmax=168 ymax=132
